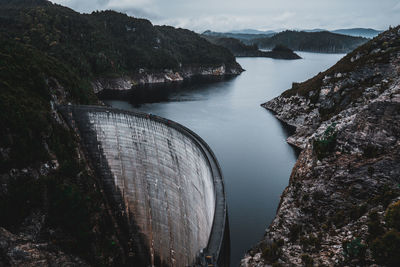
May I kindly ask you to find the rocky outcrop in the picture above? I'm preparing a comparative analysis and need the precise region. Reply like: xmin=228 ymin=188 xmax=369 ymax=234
xmin=242 ymin=26 xmax=400 ymax=266
xmin=0 ymin=222 xmax=88 ymax=266
xmin=92 ymin=65 xmax=243 ymax=93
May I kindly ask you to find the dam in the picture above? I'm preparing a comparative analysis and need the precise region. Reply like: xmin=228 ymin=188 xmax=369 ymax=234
xmin=59 ymin=105 xmax=229 ymax=267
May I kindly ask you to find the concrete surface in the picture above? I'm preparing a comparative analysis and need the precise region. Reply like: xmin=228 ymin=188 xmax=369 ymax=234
xmin=59 ymin=105 xmax=228 ymax=267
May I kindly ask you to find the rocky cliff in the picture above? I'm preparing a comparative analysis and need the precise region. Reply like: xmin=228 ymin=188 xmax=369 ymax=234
xmin=242 ymin=26 xmax=400 ymax=266
xmin=91 ymin=64 xmax=242 ymax=93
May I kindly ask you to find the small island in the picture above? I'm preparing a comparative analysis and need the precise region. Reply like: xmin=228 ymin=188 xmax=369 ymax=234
xmin=202 ymin=36 xmax=301 ymax=59
xmin=261 ymin=44 xmax=302 ymax=59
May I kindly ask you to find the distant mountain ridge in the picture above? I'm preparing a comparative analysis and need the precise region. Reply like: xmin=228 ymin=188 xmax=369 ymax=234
xmin=297 ymin=28 xmax=382 ymax=38
xmin=227 ymin=29 xmax=276 ymax=35
xmin=203 ymin=36 xmax=301 ymax=59
xmin=203 ymin=27 xmax=382 ymax=43
xmin=331 ymin=28 xmax=382 ymax=38
xmin=203 ymin=29 xmax=369 ymax=54
xmin=250 ymin=31 xmax=368 ymax=53
xmin=202 ymin=30 xmax=275 ymax=42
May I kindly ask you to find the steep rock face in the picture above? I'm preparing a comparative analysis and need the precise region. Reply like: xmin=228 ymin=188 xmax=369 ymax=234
xmin=0 ymin=225 xmax=89 ymax=266
xmin=0 ymin=31 xmax=130 ymax=266
xmin=92 ymin=65 xmax=242 ymax=93
xmin=242 ymin=26 xmax=400 ymax=266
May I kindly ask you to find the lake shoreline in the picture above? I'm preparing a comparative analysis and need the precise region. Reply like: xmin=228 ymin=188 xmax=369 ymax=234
xmin=92 ymin=65 xmax=244 ymax=94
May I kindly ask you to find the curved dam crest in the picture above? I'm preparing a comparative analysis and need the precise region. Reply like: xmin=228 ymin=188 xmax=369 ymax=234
xmin=59 ymin=105 xmax=228 ymax=266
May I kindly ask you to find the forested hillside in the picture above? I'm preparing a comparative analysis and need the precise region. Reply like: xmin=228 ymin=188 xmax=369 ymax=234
xmin=203 ymin=35 xmax=301 ymax=59
xmin=251 ymin=30 xmax=368 ymax=53
xmin=0 ymin=0 xmax=240 ymax=77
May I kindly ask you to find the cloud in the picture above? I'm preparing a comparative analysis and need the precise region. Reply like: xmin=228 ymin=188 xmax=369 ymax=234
xmin=50 ymin=0 xmax=400 ymax=32
xmin=116 ymin=7 xmax=161 ymax=20
xmin=106 ymin=0 xmax=153 ymax=9
xmin=53 ymin=0 xmax=109 ymax=12
xmin=273 ymin=12 xmax=295 ymax=22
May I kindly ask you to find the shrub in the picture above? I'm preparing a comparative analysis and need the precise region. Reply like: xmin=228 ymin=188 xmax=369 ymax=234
xmin=385 ymin=200 xmax=400 ymax=231
xmin=371 ymin=185 xmax=400 ymax=208
xmin=301 ymin=254 xmax=314 ymax=267
xmin=368 ymin=211 xmax=384 ymax=242
xmin=47 ymin=181 xmax=91 ymax=237
xmin=367 ymin=166 xmax=375 ymax=175
xmin=332 ymin=210 xmax=346 ymax=227
xmin=312 ymin=190 xmax=325 ymax=201
xmin=363 ymin=144 xmax=381 ymax=158
xmin=289 ymin=224 xmax=303 ymax=241
xmin=371 ymin=230 xmax=400 ymax=266
xmin=0 ymin=174 xmax=44 ymax=229
xmin=350 ymin=204 xmax=367 ymax=221
xmin=343 ymin=238 xmax=366 ymax=262
xmin=313 ymin=123 xmax=337 ymax=160
xmin=300 ymin=234 xmax=322 ymax=251
xmin=261 ymin=241 xmax=282 ymax=264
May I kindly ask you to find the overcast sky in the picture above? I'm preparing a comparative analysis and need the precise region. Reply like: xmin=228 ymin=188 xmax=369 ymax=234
xmin=51 ymin=0 xmax=400 ymax=32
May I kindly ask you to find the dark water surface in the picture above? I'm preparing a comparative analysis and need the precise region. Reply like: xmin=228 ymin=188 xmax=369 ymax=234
xmin=103 ymin=52 xmax=344 ymax=266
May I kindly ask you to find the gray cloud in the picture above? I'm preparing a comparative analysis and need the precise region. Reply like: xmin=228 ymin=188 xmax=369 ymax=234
xmin=115 ymin=7 xmax=161 ymax=20
xmin=51 ymin=0 xmax=400 ymax=32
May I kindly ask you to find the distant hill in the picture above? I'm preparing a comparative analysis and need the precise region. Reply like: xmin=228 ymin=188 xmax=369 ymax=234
xmin=251 ymin=30 xmax=368 ymax=53
xmin=228 ymin=29 xmax=276 ymax=35
xmin=302 ymin=28 xmax=327 ymax=33
xmin=205 ymin=28 xmax=381 ymax=51
xmin=203 ymin=36 xmax=301 ymax=59
xmin=331 ymin=28 xmax=382 ymax=38
xmin=202 ymin=30 xmax=275 ymax=42
xmin=299 ymin=28 xmax=381 ymax=38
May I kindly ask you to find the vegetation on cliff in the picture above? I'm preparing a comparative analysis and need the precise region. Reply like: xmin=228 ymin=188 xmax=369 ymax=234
xmin=244 ymin=25 xmax=400 ymax=266
xmin=0 ymin=32 xmax=130 ymax=265
xmin=281 ymin=26 xmax=400 ymax=121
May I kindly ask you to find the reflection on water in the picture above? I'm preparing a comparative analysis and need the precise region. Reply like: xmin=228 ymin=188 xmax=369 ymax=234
xmin=102 ymin=52 xmax=344 ymax=266
xmin=98 ymin=76 xmax=235 ymax=106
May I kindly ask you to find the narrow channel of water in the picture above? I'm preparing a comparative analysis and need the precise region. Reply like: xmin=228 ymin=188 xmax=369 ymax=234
xmin=103 ymin=52 xmax=344 ymax=266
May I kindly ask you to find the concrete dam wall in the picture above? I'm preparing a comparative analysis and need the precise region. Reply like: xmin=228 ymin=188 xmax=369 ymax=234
xmin=59 ymin=105 xmax=228 ymax=266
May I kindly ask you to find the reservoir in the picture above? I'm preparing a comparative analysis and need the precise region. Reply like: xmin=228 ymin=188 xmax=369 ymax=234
xmin=102 ymin=52 xmax=344 ymax=266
